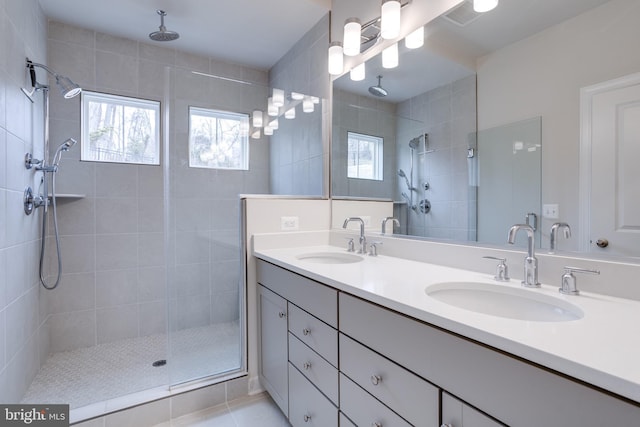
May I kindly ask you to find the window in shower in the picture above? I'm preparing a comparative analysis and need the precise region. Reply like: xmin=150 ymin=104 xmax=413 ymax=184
xmin=81 ymin=91 xmax=160 ymax=165
xmin=188 ymin=107 xmax=249 ymax=170
xmin=347 ymin=131 xmax=383 ymax=180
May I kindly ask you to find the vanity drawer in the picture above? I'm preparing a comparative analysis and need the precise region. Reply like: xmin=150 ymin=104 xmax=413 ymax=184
xmin=288 ymin=332 xmax=339 ymax=405
xmin=339 ymin=373 xmax=412 ymax=427
xmin=339 ymin=412 xmax=356 ymax=427
xmin=288 ymin=303 xmax=338 ymax=367
xmin=257 ymin=260 xmax=337 ymax=327
xmin=289 ymin=363 xmax=338 ymax=427
xmin=339 ymin=333 xmax=439 ymax=426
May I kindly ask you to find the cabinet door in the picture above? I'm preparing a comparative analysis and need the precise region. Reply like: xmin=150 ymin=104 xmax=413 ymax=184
xmin=441 ymin=392 xmax=506 ymax=427
xmin=258 ymin=285 xmax=288 ymax=415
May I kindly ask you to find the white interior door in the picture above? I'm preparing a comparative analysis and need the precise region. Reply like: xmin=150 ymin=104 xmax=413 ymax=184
xmin=581 ymin=73 xmax=640 ymax=257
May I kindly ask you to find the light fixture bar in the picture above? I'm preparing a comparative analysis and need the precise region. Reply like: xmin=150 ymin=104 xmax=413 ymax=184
xmin=343 ymin=18 xmax=362 ymax=56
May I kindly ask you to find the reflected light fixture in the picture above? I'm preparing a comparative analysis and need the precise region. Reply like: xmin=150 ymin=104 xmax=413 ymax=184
xmin=251 ymin=128 xmax=261 ymax=139
xmin=302 ymin=96 xmax=314 ymax=113
xmin=350 ymin=62 xmax=365 ymax=81
xmin=267 ymin=97 xmax=278 ymax=116
xmin=269 ymin=118 xmax=279 ymax=130
xmin=381 ymin=0 xmax=401 ymax=40
xmin=343 ymin=18 xmax=362 ymax=56
xmin=328 ymin=41 xmax=344 ymax=75
xmin=272 ymin=88 xmax=285 ymax=107
xmin=284 ymin=106 xmax=296 ymax=119
xmin=291 ymin=92 xmax=304 ymax=101
xmin=264 ymin=126 xmax=274 ymax=136
xmin=252 ymin=110 xmax=263 ymax=128
xmin=405 ymin=26 xmax=424 ymax=49
xmin=382 ymin=43 xmax=398 ymax=68
xmin=473 ymin=0 xmax=499 ymax=13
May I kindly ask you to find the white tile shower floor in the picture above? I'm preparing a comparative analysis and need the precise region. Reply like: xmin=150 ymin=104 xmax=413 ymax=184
xmin=21 ymin=322 xmax=241 ymax=410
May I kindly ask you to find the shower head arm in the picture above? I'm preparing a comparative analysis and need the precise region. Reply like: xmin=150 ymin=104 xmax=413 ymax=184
xmin=26 ymin=58 xmax=82 ymax=98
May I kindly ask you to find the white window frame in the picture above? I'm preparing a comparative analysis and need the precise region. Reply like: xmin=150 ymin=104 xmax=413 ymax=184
xmin=347 ymin=131 xmax=384 ymax=181
xmin=81 ymin=91 xmax=161 ymax=165
xmin=188 ymin=106 xmax=249 ymax=171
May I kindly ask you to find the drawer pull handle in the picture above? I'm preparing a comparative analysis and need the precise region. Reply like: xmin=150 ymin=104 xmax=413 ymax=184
xmin=303 ymin=362 xmax=312 ymax=370
xmin=302 ymin=328 xmax=311 ymax=336
xmin=304 ymin=414 xmax=311 ymax=422
xmin=278 ymin=311 xmax=286 ymax=318
xmin=372 ymin=423 xmax=383 ymax=427
xmin=370 ymin=374 xmax=381 ymax=386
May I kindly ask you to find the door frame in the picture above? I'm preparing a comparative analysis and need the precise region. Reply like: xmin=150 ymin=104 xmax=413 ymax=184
xmin=579 ymin=72 xmax=640 ymax=252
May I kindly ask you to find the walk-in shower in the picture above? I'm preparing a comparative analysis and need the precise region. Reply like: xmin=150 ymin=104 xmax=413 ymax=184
xmin=22 ymin=58 xmax=82 ymax=290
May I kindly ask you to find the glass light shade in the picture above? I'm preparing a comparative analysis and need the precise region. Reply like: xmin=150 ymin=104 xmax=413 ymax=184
xmin=381 ymin=0 xmax=401 ymax=40
xmin=350 ymin=62 xmax=365 ymax=81
xmin=328 ymin=41 xmax=344 ymax=75
xmin=269 ymin=118 xmax=279 ymax=130
xmin=291 ymin=91 xmax=304 ymax=101
xmin=343 ymin=18 xmax=362 ymax=56
xmin=405 ymin=26 xmax=424 ymax=49
xmin=264 ymin=126 xmax=274 ymax=136
xmin=311 ymin=96 xmax=320 ymax=104
xmin=302 ymin=96 xmax=314 ymax=113
xmin=284 ymin=106 xmax=296 ymax=119
xmin=252 ymin=110 xmax=263 ymax=128
xmin=382 ymin=43 xmax=399 ymax=69
xmin=473 ymin=0 xmax=498 ymax=12
xmin=267 ymin=97 xmax=278 ymax=116
xmin=272 ymin=88 xmax=285 ymax=107
xmin=251 ymin=128 xmax=261 ymax=139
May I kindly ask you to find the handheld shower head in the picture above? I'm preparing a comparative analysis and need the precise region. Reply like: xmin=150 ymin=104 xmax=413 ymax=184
xmin=60 ymin=138 xmax=78 ymax=151
xmin=52 ymin=138 xmax=77 ymax=167
xmin=398 ymin=169 xmax=412 ymax=190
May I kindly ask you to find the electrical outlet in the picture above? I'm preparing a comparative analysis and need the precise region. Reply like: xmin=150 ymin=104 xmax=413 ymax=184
xmin=280 ymin=216 xmax=299 ymax=231
xmin=542 ymin=204 xmax=559 ymax=219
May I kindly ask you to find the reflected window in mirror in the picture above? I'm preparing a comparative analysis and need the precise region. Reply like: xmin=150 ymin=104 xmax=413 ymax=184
xmin=347 ymin=132 xmax=383 ymax=181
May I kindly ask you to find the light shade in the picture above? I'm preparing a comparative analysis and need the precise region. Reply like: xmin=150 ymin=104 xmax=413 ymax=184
xmin=264 ymin=126 xmax=274 ymax=136
xmin=350 ymin=62 xmax=365 ymax=81
xmin=473 ymin=0 xmax=499 ymax=13
xmin=251 ymin=129 xmax=261 ymax=139
xmin=405 ymin=26 xmax=424 ymax=49
xmin=284 ymin=106 xmax=296 ymax=119
xmin=291 ymin=91 xmax=304 ymax=101
xmin=267 ymin=97 xmax=278 ymax=116
xmin=381 ymin=0 xmax=401 ymax=40
xmin=272 ymin=88 xmax=285 ymax=107
xmin=269 ymin=118 xmax=279 ymax=130
xmin=252 ymin=110 xmax=263 ymax=128
xmin=382 ymin=43 xmax=398 ymax=69
xmin=302 ymin=96 xmax=314 ymax=113
xmin=343 ymin=18 xmax=362 ymax=56
xmin=328 ymin=41 xmax=344 ymax=75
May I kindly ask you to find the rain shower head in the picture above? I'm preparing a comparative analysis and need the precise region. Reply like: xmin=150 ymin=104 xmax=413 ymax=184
xmin=368 ymin=75 xmax=388 ymax=97
xmin=25 ymin=58 xmax=82 ymax=99
xmin=149 ymin=10 xmax=180 ymax=42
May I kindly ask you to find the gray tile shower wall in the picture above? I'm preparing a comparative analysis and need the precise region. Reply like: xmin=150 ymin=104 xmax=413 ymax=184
xmin=0 ymin=0 xmax=49 ymax=403
xmin=42 ymin=20 xmax=270 ymax=354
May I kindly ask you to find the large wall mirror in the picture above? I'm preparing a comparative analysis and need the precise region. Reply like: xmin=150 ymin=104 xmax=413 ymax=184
xmin=330 ymin=0 xmax=640 ymax=260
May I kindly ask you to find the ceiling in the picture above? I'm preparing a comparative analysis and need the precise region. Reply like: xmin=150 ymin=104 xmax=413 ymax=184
xmin=38 ymin=0 xmax=330 ymax=70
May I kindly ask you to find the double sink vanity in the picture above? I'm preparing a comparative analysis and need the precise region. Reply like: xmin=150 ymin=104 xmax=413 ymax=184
xmin=253 ymin=229 xmax=640 ymax=426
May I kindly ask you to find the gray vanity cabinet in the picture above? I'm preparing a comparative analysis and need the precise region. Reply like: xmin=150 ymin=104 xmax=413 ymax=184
xmin=441 ymin=392 xmax=505 ymax=427
xmin=257 ymin=285 xmax=288 ymax=415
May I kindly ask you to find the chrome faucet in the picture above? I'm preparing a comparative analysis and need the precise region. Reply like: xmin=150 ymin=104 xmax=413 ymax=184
xmin=343 ymin=217 xmax=367 ymax=254
xmin=549 ymin=222 xmax=571 ymax=254
xmin=381 ymin=217 xmax=399 ymax=235
xmin=507 ymin=224 xmax=540 ymax=288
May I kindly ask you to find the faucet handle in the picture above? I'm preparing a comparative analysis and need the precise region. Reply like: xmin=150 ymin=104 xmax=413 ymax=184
xmin=368 ymin=241 xmax=382 ymax=257
xmin=344 ymin=237 xmax=355 ymax=252
xmin=560 ymin=266 xmax=600 ymax=296
xmin=483 ymin=256 xmax=510 ymax=282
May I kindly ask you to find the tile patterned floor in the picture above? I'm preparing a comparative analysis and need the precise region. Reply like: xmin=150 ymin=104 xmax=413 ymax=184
xmin=157 ymin=393 xmax=289 ymax=427
xmin=22 ymin=322 xmax=241 ymax=409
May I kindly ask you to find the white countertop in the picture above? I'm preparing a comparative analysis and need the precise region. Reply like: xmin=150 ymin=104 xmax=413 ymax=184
xmin=254 ymin=244 xmax=640 ymax=404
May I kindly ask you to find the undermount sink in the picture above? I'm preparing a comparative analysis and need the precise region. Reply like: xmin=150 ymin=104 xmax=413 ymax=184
xmin=425 ymin=282 xmax=583 ymax=322
xmin=296 ymin=252 xmax=363 ymax=264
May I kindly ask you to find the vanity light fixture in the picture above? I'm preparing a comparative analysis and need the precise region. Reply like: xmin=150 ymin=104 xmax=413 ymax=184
xmin=290 ymin=92 xmax=304 ymax=101
xmin=381 ymin=0 xmax=401 ymax=40
xmin=284 ymin=106 xmax=296 ymax=119
xmin=473 ymin=0 xmax=499 ymax=13
xmin=302 ymin=96 xmax=314 ymax=113
xmin=343 ymin=18 xmax=362 ymax=56
xmin=350 ymin=62 xmax=366 ymax=81
xmin=264 ymin=126 xmax=274 ymax=136
xmin=382 ymin=43 xmax=399 ymax=68
xmin=328 ymin=41 xmax=344 ymax=75
xmin=251 ymin=128 xmax=261 ymax=139
xmin=267 ymin=97 xmax=278 ymax=116
xmin=272 ymin=88 xmax=285 ymax=107
xmin=252 ymin=110 xmax=263 ymax=128
xmin=405 ymin=26 xmax=424 ymax=49
xmin=269 ymin=118 xmax=279 ymax=130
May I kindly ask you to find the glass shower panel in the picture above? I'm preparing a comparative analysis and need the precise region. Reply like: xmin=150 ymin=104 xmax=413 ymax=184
xmin=165 ymin=67 xmax=267 ymax=386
